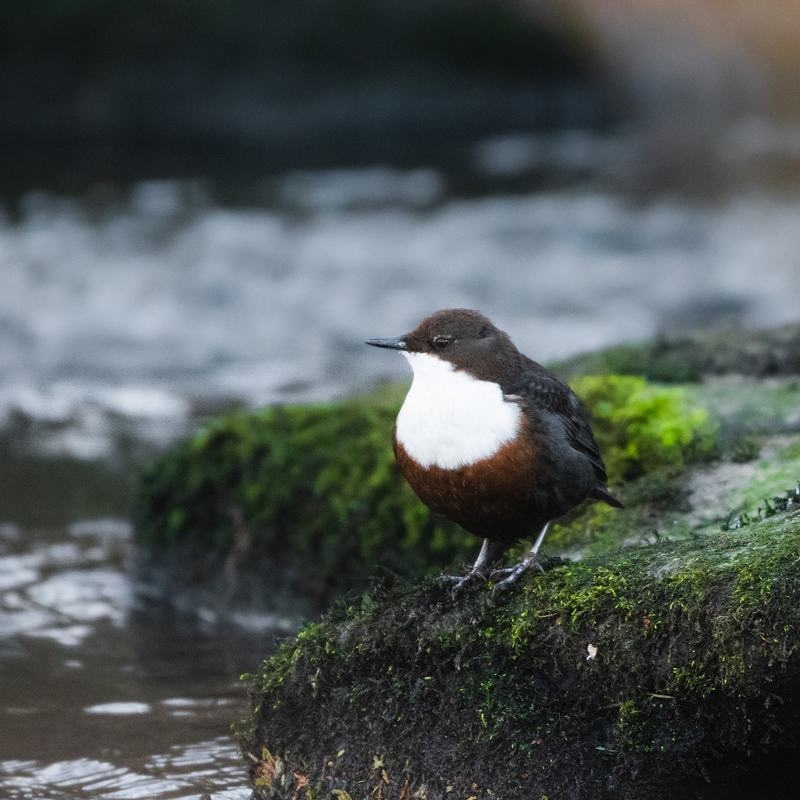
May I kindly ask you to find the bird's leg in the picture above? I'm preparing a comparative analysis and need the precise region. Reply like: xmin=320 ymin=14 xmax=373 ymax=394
xmin=491 ymin=523 xmax=549 ymax=591
xmin=440 ymin=538 xmax=503 ymax=595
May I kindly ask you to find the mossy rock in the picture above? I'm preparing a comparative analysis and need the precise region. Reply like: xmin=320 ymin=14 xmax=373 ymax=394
xmin=132 ymin=377 xmax=713 ymax=611
xmin=553 ymin=323 xmax=800 ymax=384
xmin=133 ymin=388 xmax=473 ymax=609
xmin=238 ymin=506 xmax=800 ymax=800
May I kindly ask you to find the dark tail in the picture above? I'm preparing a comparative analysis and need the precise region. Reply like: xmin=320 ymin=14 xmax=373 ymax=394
xmin=591 ymin=485 xmax=624 ymax=509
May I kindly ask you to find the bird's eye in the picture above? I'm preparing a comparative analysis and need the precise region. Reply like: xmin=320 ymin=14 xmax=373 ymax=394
xmin=433 ymin=336 xmax=450 ymax=350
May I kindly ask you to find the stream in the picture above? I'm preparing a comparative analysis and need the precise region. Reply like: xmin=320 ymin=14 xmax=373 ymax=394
xmin=2 ymin=127 xmax=800 ymax=798
xmin=0 ymin=518 xmax=272 ymax=799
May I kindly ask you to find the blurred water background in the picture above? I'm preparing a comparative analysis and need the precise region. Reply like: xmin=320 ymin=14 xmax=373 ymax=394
xmin=2 ymin=1 xmax=800 ymax=798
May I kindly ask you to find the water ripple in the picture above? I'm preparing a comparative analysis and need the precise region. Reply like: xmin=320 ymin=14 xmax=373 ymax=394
xmin=0 ymin=738 xmax=248 ymax=800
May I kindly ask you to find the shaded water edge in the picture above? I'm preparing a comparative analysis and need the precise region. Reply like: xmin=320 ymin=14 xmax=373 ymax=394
xmin=132 ymin=545 xmax=316 ymax=634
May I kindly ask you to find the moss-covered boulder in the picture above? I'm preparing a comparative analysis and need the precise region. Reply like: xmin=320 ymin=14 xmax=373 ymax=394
xmin=238 ymin=501 xmax=800 ymax=800
xmin=133 ymin=387 xmax=473 ymax=611
xmin=553 ymin=323 xmax=800 ymax=384
xmin=132 ymin=377 xmax=713 ymax=613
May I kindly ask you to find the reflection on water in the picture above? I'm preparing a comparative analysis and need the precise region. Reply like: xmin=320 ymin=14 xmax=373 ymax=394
xmin=0 ymin=520 xmax=276 ymax=800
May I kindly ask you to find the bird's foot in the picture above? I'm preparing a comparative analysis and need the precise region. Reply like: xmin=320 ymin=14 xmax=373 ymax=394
xmin=490 ymin=553 xmax=544 ymax=592
xmin=438 ymin=566 xmax=489 ymax=597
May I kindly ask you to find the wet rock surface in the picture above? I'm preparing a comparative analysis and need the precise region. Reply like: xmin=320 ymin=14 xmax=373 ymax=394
xmin=239 ymin=507 xmax=800 ymax=800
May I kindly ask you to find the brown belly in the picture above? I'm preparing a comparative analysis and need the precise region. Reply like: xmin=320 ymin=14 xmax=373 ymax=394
xmin=394 ymin=433 xmax=546 ymax=544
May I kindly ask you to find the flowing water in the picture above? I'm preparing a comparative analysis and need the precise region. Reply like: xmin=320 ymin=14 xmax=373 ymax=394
xmin=0 ymin=518 xmax=275 ymax=799
xmin=2 ymin=127 xmax=800 ymax=797
xmin=0 ymin=398 xmax=285 ymax=799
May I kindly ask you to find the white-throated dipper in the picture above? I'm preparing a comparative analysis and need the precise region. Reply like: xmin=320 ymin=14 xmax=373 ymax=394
xmin=366 ymin=308 xmax=622 ymax=591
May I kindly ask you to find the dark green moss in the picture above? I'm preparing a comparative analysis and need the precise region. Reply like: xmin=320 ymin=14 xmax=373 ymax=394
xmin=239 ymin=508 xmax=800 ymax=800
xmin=133 ymin=391 xmax=472 ymax=604
xmin=553 ymin=324 xmax=800 ymax=384
xmin=553 ymin=337 xmax=706 ymax=383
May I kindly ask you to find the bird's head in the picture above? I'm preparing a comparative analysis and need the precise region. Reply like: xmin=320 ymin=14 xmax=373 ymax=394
xmin=366 ymin=308 xmax=522 ymax=384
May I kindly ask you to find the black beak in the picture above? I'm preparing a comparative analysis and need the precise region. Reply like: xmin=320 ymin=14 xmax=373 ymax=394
xmin=365 ymin=336 xmax=408 ymax=351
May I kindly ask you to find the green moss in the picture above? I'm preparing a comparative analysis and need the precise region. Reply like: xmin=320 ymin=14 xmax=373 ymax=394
xmin=134 ymin=376 xmax=715 ymax=600
xmin=239 ymin=509 xmax=800 ymax=799
xmin=133 ymin=391 xmax=472 ymax=601
xmin=553 ymin=337 xmax=705 ymax=383
xmin=570 ymin=375 xmax=716 ymax=481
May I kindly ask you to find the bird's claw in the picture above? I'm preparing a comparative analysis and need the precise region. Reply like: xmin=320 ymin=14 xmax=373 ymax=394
xmin=490 ymin=554 xmax=544 ymax=592
xmin=438 ymin=568 xmax=488 ymax=597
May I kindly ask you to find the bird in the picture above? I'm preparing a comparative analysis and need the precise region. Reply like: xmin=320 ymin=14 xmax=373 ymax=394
xmin=366 ymin=308 xmax=622 ymax=592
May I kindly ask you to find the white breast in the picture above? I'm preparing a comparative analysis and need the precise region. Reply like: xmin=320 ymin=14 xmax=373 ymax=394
xmin=396 ymin=352 xmax=521 ymax=470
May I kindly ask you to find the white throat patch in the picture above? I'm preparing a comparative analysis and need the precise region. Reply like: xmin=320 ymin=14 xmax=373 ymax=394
xmin=396 ymin=352 xmax=521 ymax=470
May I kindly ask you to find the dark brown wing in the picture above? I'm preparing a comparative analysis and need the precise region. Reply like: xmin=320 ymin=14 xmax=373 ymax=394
xmin=505 ymin=358 xmax=620 ymax=506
